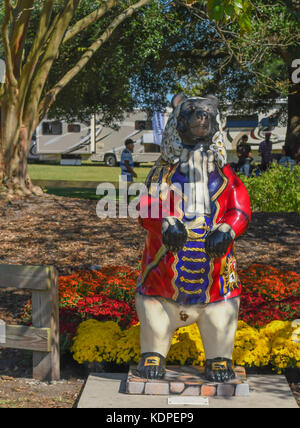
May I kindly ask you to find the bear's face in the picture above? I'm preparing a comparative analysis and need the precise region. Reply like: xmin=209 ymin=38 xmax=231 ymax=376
xmin=161 ymin=92 xmax=226 ymax=166
xmin=173 ymin=94 xmax=219 ymax=147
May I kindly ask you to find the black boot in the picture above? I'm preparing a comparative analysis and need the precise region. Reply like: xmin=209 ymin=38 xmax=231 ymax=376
xmin=137 ymin=352 xmax=166 ymax=379
xmin=205 ymin=357 xmax=235 ymax=383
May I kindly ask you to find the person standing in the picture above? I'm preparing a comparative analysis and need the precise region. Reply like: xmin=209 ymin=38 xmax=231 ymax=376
xmin=120 ymin=139 xmax=137 ymax=182
xmin=236 ymin=135 xmax=252 ymax=177
xmin=259 ymin=132 xmax=273 ymax=171
xmin=120 ymin=139 xmax=137 ymax=208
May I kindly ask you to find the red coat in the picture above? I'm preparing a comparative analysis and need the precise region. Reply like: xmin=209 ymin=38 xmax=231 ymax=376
xmin=137 ymin=161 xmax=251 ymax=305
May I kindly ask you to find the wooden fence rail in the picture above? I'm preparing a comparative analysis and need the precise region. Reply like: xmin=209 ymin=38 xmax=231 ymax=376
xmin=0 ymin=264 xmax=60 ymax=381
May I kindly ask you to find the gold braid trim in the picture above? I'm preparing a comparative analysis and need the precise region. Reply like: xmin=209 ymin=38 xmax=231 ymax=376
xmin=182 ymin=247 xmax=206 ymax=252
xmin=180 ymin=276 xmax=204 ymax=284
xmin=179 ymin=286 xmax=204 ymax=294
xmin=182 ymin=256 xmax=206 ymax=263
xmin=181 ymin=266 xmax=205 ymax=274
xmin=187 ymin=228 xmax=209 ymax=238
xmin=187 ymin=237 xmax=206 ymax=242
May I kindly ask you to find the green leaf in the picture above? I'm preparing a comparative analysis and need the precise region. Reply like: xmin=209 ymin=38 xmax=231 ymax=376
xmin=224 ymin=3 xmax=235 ymax=17
xmin=238 ymin=12 xmax=252 ymax=32
xmin=207 ymin=0 xmax=225 ymax=21
xmin=234 ymin=0 xmax=244 ymax=10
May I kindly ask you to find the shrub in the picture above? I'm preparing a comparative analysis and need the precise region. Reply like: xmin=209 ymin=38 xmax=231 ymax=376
xmin=239 ymin=164 xmax=300 ymax=213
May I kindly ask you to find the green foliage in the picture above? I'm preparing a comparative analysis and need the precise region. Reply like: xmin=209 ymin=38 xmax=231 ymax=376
xmin=206 ymin=0 xmax=252 ymax=31
xmin=239 ymin=164 xmax=300 ymax=214
xmin=176 ymin=0 xmax=300 ymax=120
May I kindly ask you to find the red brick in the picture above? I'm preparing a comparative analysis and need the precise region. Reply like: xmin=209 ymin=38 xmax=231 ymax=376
xmin=234 ymin=366 xmax=246 ymax=380
xmin=201 ymin=385 xmax=216 ymax=396
xmin=183 ymin=386 xmax=200 ymax=396
xmin=170 ymin=382 xmax=185 ymax=394
xmin=144 ymin=382 xmax=169 ymax=395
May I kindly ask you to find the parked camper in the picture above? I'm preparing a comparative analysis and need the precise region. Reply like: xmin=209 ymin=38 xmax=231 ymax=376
xmin=91 ymin=110 xmax=164 ymax=166
xmin=222 ymin=101 xmax=286 ymax=151
xmin=29 ymin=115 xmax=98 ymax=165
xmin=30 ymin=101 xmax=287 ymax=165
xmin=31 ymin=110 xmax=165 ymax=165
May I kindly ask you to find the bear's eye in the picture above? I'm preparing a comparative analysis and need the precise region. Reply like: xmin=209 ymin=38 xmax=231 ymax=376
xmin=185 ymin=105 xmax=194 ymax=112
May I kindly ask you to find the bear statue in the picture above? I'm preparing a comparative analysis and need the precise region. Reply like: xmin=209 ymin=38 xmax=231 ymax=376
xmin=135 ymin=93 xmax=251 ymax=383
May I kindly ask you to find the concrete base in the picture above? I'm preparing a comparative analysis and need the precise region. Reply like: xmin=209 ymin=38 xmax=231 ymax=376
xmin=77 ymin=372 xmax=298 ymax=408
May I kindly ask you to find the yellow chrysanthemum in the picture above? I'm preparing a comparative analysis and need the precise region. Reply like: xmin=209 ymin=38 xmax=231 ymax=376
xmin=70 ymin=319 xmax=300 ymax=371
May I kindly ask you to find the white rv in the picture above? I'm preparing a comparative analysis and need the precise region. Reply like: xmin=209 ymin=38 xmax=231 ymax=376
xmin=30 ymin=110 xmax=165 ymax=166
xmin=90 ymin=110 xmax=165 ymax=166
xmin=221 ymin=101 xmax=286 ymax=152
xmin=30 ymin=102 xmax=287 ymax=165
xmin=29 ymin=115 xmax=98 ymax=165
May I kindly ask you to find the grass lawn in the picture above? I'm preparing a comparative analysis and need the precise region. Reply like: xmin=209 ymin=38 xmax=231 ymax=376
xmin=28 ymin=163 xmax=152 ymax=199
xmin=44 ymin=187 xmax=138 ymax=200
xmin=44 ymin=187 xmax=100 ymax=200
xmin=28 ymin=163 xmax=152 ymax=183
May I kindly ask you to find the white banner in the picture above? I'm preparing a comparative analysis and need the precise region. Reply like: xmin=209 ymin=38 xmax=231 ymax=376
xmin=0 ymin=59 xmax=6 ymax=83
xmin=0 ymin=319 xmax=6 ymax=344
xmin=152 ymin=111 xmax=165 ymax=146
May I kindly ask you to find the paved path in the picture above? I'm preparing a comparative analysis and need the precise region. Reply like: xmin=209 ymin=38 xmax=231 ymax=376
xmin=77 ymin=372 xmax=298 ymax=408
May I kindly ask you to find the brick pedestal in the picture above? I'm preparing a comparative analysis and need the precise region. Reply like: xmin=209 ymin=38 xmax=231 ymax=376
xmin=126 ymin=365 xmax=249 ymax=397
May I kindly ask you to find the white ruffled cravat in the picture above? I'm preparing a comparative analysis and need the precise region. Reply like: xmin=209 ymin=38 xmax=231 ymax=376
xmin=179 ymin=147 xmax=215 ymax=218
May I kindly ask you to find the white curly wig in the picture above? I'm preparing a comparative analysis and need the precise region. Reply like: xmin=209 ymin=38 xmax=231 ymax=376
xmin=160 ymin=96 xmax=227 ymax=168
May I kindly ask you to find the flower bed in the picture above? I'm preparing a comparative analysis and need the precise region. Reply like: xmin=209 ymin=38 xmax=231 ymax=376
xmin=23 ymin=266 xmax=139 ymax=348
xmin=70 ymin=319 xmax=300 ymax=372
xmin=239 ymin=264 xmax=300 ymax=328
xmin=22 ymin=263 xmax=300 ymax=370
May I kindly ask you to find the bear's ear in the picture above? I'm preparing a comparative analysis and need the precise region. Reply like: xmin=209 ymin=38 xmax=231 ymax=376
xmin=205 ymin=94 xmax=219 ymax=108
xmin=171 ymin=93 xmax=187 ymax=110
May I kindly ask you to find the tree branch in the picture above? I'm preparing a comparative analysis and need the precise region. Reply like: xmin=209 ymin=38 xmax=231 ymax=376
xmin=38 ymin=0 xmax=151 ymax=119
xmin=164 ymin=47 xmax=227 ymax=60
xmin=10 ymin=0 xmax=34 ymax=78
xmin=19 ymin=1 xmax=57 ymax=109
xmin=2 ymin=0 xmax=17 ymax=87
xmin=63 ymin=0 xmax=119 ymax=44
xmin=23 ymin=0 xmax=81 ymax=125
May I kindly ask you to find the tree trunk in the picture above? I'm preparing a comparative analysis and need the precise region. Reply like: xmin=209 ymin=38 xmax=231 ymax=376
xmin=285 ymin=58 xmax=300 ymax=158
xmin=0 ymin=94 xmax=42 ymax=197
xmin=0 ymin=0 xmax=151 ymax=197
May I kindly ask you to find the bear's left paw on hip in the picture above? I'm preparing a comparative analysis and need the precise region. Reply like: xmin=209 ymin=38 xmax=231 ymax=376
xmin=137 ymin=352 xmax=166 ymax=379
xmin=205 ymin=228 xmax=233 ymax=258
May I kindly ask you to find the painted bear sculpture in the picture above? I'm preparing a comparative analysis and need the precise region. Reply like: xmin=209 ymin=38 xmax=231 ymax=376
xmin=136 ymin=93 xmax=251 ymax=382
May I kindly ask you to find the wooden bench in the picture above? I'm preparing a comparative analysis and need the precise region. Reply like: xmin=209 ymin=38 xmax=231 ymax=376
xmin=0 ymin=264 xmax=60 ymax=381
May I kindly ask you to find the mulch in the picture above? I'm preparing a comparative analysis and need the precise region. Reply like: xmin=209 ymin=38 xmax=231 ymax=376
xmin=0 ymin=194 xmax=299 ymax=407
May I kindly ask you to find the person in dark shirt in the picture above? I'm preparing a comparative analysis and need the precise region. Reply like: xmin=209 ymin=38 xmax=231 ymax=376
xmin=259 ymin=132 xmax=273 ymax=171
xmin=236 ymin=135 xmax=252 ymax=177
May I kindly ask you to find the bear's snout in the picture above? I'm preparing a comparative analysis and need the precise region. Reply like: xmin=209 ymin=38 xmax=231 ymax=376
xmin=190 ymin=109 xmax=209 ymax=129
xmin=176 ymin=99 xmax=218 ymax=145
